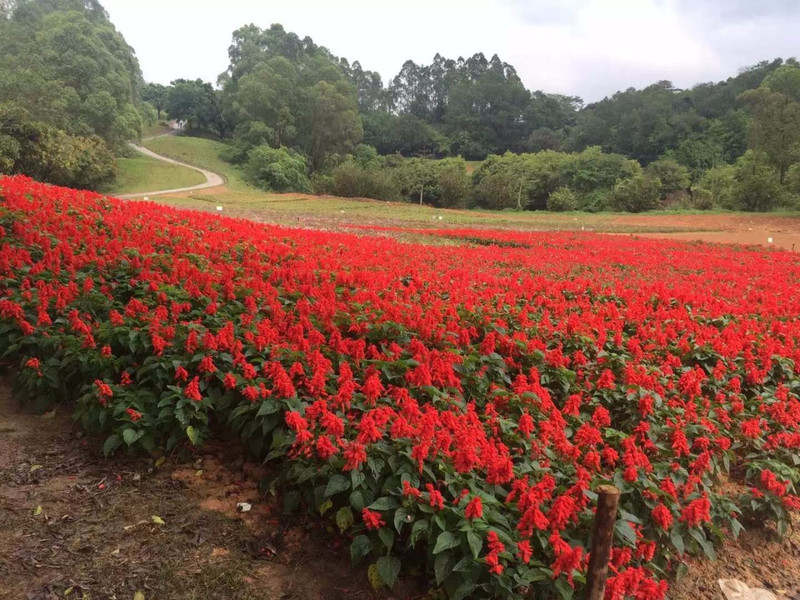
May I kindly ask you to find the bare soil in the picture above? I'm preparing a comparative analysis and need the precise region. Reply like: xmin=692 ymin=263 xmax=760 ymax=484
xmin=2 ymin=374 xmax=800 ymax=600
xmin=0 ymin=378 xmax=381 ymax=600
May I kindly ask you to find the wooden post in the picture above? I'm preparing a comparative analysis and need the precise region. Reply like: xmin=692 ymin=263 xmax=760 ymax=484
xmin=584 ymin=485 xmax=620 ymax=600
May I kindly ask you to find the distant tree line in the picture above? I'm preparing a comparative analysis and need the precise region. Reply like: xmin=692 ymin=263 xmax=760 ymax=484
xmin=3 ymin=4 xmax=800 ymax=211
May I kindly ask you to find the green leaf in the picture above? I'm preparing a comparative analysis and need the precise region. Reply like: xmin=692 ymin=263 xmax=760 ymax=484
xmin=731 ymin=518 xmax=744 ymax=539
xmin=393 ymin=507 xmax=413 ymax=533
xmin=318 ymin=499 xmax=333 ymax=515
xmin=325 ymin=474 xmax=350 ymax=498
xmin=350 ymin=535 xmax=372 ymax=564
xmin=433 ymin=531 xmax=460 ymax=554
xmin=376 ymin=555 xmax=401 ymax=589
xmin=122 ymin=428 xmax=143 ymax=446
xmin=349 ymin=490 xmax=365 ymax=512
xmin=186 ymin=425 xmax=199 ymax=445
xmin=335 ymin=506 xmax=354 ymax=532
xmin=379 ymin=527 xmax=395 ymax=551
xmin=368 ymin=496 xmax=398 ymax=511
xmin=451 ymin=580 xmax=478 ymax=600
xmin=410 ymin=518 xmax=429 ymax=545
xmin=466 ymin=529 xmax=482 ymax=558
xmin=102 ymin=434 xmax=121 ymax=456
xmin=434 ymin=551 xmax=454 ymax=585
xmin=615 ymin=519 xmax=637 ymax=546
xmin=671 ymin=528 xmax=685 ymax=555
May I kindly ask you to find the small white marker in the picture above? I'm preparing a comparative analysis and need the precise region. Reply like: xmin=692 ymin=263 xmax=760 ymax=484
xmin=438 ymin=216 xmax=443 ymax=220
xmin=143 ymin=196 xmax=149 ymax=201
xmin=768 ymin=237 xmax=773 ymax=244
xmin=216 ymin=206 xmax=223 ymax=212
xmin=340 ymin=210 xmax=344 ymax=214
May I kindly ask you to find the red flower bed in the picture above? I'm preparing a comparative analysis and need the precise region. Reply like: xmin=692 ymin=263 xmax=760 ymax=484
xmin=2 ymin=175 xmax=800 ymax=599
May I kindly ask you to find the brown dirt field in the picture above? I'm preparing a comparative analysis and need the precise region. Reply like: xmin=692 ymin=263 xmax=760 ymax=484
xmin=608 ymin=213 xmax=800 ymax=250
xmin=0 ymin=378 xmax=385 ymax=600
xmin=2 ymin=375 xmax=800 ymax=600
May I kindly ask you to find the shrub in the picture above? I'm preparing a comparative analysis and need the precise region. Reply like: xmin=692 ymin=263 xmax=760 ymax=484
xmin=327 ymin=161 xmax=400 ymax=201
xmin=610 ymin=175 xmax=661 ymax=212
xmin=546 ymin=187 xmax=577 ymax=211
xmin=731 ymin=151 xmax=782 ymax=211
xmin=245 ymin=145 xmax=310 ymax=192
xmin=435 ymin=158 xmax=471 ymax=208
xmin=696 ymin=165 xmax=736 ymax=208
xmin=645 ymin=159 xmax=690 ymax=196
xmin=691 ymin=188 xmax=715 ymax=210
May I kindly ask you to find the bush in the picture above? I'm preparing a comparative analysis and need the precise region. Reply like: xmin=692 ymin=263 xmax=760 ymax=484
xmin=731 ymin=151 xmax=782 ymax=211
xmin=610 ymin=175 xmax=661 ymax=212
xmin=326 ymin=161 xmax=400 ymax=202
xmin=691 ymin=188 xmax=715 ymax=210
xmin=546 ymin=187 xmax=577 ymax=211
xmin=435 ymin=158 xmax=471 ymax=208
xmin=696 ymin=165 xmax=736 ymax=208
xmin=245 ymin=145 xmax=310 ymax=192
xmin=645 ymin=158 xmax=690 ymax=196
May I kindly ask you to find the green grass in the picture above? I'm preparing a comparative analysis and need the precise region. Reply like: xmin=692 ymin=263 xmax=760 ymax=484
xmin=102 ymin=154 xmax=205 ymax=196
xmin=143 ymin=135 xmax=250 ymax=191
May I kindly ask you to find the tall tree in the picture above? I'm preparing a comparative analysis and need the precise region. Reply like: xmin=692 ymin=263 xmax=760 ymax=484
xmin=141 ymin=82 xmax=168 ymax=119
xmin=739 ymin=63 xmax=800 ymax=183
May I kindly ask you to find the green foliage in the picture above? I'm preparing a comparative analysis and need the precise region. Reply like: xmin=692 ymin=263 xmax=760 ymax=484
xmin=610 ymin=174 xmax=661 ymax=212
xmin=0 ymin=104 xmax=115 ymax=189
xmin=696 ymin=164 xmax=736 ymax=208
xmin=472 ymin=148 xmax=638 ymax=211
xmin=220 ymin=24 xmax=362 ymax=171
xmin=645 ymin=158 xmax=690 ymax=195
xmin=321 ymin=160 xmax=400 ymax=202
xmin=435 ymin=158 xmax=471 ymax=208
xmin=0 ymin=0 xmax=143 ymax=149
xmin=731 ymin=150 xmax=782 ymax=211
xmin=739 ymin=63 xmax=800 ymax=183
xmin=244 ymin=145 xmax=309 ymax=192
xmin=546 ymin=186 xmax=577 ymax=212
xmin=167 ymin=79 xmax=227 ymax=137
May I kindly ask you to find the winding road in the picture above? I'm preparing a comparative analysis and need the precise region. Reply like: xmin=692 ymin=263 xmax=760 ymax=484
xmin=118 ymin=130 xmax=224 ymax=199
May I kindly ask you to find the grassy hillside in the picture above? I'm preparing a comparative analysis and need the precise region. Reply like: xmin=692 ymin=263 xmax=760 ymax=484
xmin=102 ymin=153 xmax=205 ymax=196
xmin=132 ymin=135 xmax=800 ymax=246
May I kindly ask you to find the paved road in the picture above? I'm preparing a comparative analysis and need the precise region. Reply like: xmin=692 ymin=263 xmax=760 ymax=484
xmin=117 ymin=131 xmax=224 ymax=199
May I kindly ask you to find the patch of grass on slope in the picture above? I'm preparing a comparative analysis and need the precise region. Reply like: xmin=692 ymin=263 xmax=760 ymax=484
xmin=102 ymin=154 xmax=205 ymax=195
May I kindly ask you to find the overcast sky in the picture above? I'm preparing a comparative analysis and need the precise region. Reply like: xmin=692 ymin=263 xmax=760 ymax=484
xmin=101 ymin=0 xmax=799 ymax=102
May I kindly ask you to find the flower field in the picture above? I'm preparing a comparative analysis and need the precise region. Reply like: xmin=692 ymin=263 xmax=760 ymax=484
xmin=3 ymin=175 xmax=800 ymax=599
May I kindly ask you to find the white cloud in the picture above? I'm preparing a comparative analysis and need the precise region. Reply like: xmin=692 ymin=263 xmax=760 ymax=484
xmin=101 ymin=0 xmax=800 ymax=101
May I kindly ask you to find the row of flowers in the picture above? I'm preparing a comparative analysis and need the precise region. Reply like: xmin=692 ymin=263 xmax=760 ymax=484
xmin=2 ymin=175 xmax=800 ymax=599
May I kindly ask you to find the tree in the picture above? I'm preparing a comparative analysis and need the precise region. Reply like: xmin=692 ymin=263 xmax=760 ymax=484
xmin=235 ymin=57 xmax=298 ymax=147
xmin=166 ymin=79 xmax=226 ymax=136
xmin=739 ymin=64 xmax=800 ymax=183
xmin=302 ymin=80 xmax=362 ymax=170
xmin=141 ymin=83 xmax=169 ymax=119
xmin=0 ymin=0 xmax=143 ymax=149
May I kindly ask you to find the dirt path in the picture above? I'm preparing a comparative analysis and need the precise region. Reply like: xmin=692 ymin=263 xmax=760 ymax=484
xmin=118 ymin=132 xmax=224 ymax=199
xmin=0 ymin=378 xmax=375 ymax=600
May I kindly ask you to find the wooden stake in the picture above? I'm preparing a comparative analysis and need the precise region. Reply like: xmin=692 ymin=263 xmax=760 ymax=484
xmin=584 ymin=485 xmax=621 ymax=600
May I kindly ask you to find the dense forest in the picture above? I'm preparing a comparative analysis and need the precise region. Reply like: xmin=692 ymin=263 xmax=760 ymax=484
xmin=3 ymin=0 xmax=800 ymax=211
